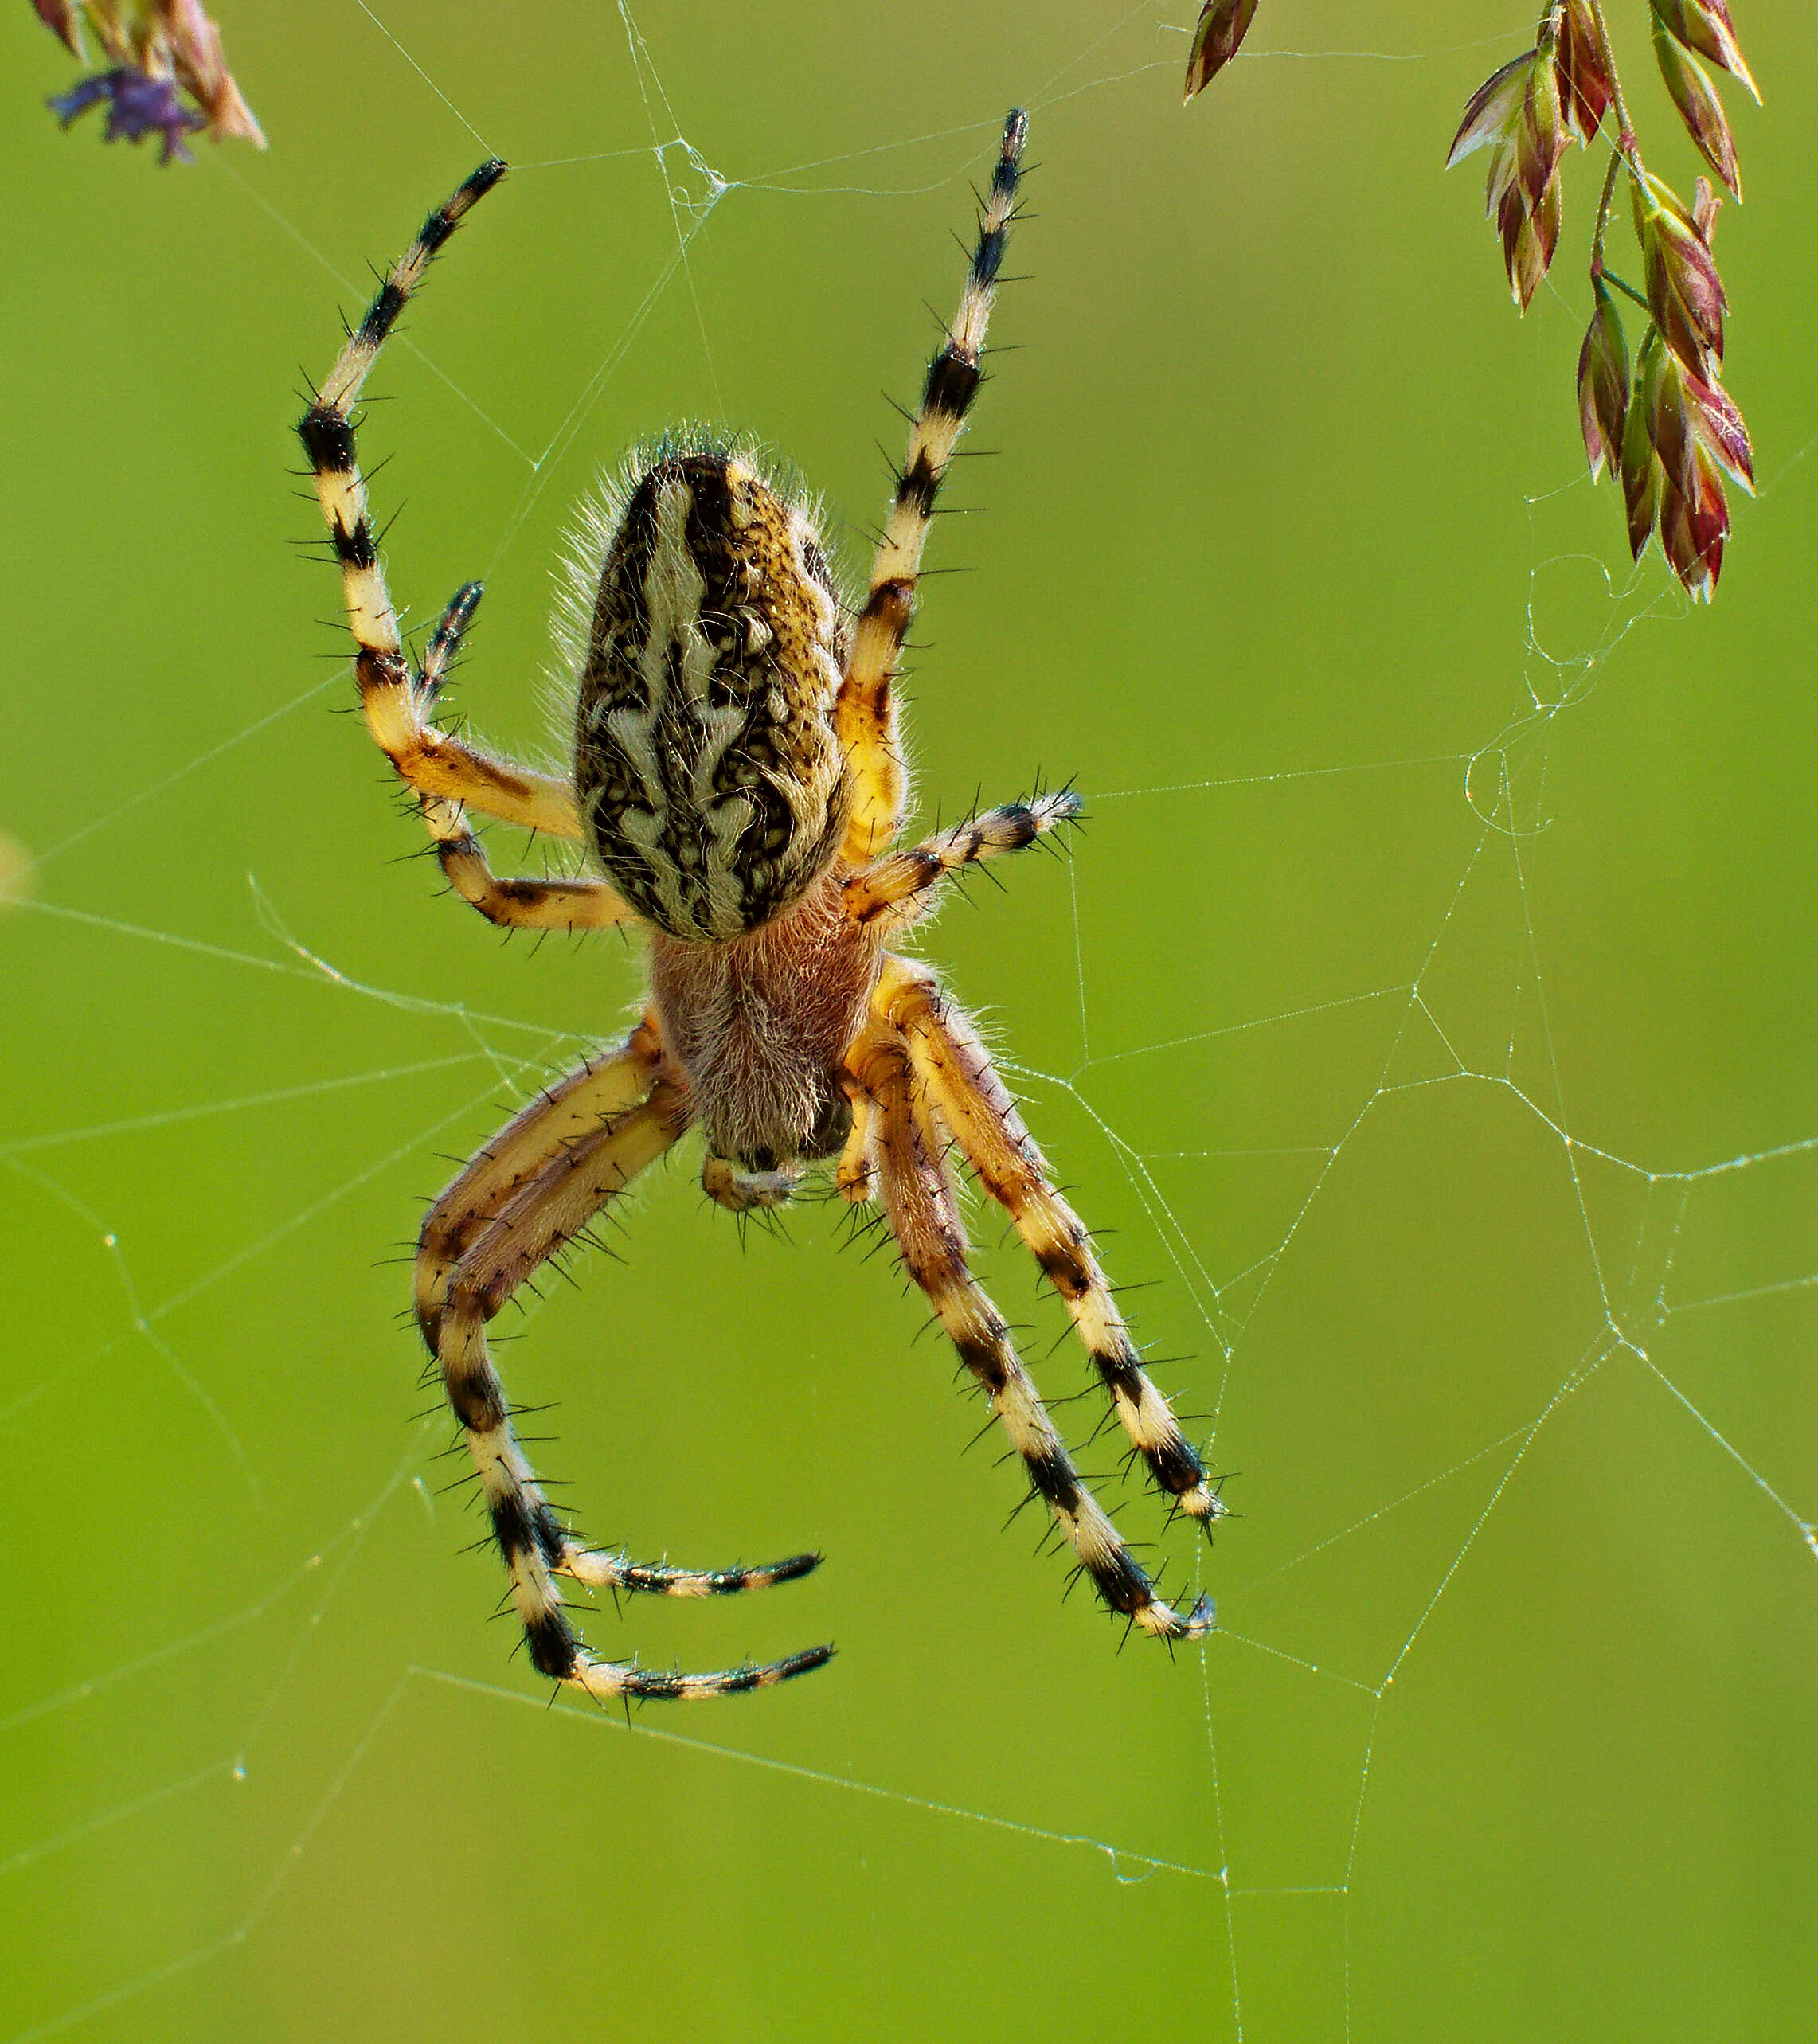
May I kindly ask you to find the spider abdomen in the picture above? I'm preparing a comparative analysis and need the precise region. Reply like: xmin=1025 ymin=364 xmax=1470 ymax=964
xmin=649 ymin=867 xmax=882 ymax=1170
xmin=573 ymin=449 xmax=850 ymax=942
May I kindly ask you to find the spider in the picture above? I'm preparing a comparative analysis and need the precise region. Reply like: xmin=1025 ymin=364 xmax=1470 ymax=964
xmin=298 ymin=111 xmax=1222 ymax=1704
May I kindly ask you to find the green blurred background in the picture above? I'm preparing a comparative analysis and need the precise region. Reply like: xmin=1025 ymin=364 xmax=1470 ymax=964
xmin=3 ymin=2 xmax=1814 ymax=2037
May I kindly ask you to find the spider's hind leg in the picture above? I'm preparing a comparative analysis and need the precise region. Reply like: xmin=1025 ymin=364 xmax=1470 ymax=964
xmin=877 ymin=957 xmax=1226 ymax=1534
xmin=848 ymin=1023 xmax=1213 ymax=1642
xmin=418 ymin=1027 xmax=831 ymax=1698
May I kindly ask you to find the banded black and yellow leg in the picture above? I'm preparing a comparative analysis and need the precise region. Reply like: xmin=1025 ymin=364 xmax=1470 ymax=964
xmin=843 ymin=791 xmax=1081 ymax=931
xmin=834 ymin=110 xmax=1028 ymax=863
xmin=850 ymin=1027 xmax=1212 ymax=1640
xmin=418 ymin=1044 xmax=829 ymax=1696
xmin=418 ymin=1026 xmax=667 ymax=1586
xmin=415 ymin=578 xmax=482 ymax=709
xmin=297 ymin=162 xmax=587 ymax=841
xmin=562 ymin=1549 xmax=822 ymax=1600
xmin=877 ymin=959 xmax=1224 ymax=1534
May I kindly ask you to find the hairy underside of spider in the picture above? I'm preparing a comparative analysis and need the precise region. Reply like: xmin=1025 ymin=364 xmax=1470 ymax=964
xmin=297 ymin=115 xmax=1224 ymax=1705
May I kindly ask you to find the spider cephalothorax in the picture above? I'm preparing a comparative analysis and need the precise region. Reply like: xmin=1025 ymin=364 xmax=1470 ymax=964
xmin=299 ymin=114 xmax=1226 ymax=1705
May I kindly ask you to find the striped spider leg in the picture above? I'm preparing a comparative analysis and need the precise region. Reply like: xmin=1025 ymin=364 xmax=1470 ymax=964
xmin=876 ymin=959 xmax=1225 ymax=1538
xmin=827 ymin=114 xmax=1220 ymax=1624
xmin=415 ymin=1022 xmax=829 ymax=1700
xmin=833 ymin=110 xmax=1028 ymax=866
xmin=845 ymin=995 xmax=1213 ymax=1642
xmin=298 ymin=164 xmax=631 ymax=938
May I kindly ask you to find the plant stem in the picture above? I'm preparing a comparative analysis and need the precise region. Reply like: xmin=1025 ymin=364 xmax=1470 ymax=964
xmin=1591 ymin=143 xmax=1624 ymax=270
xmin=1587 ymin=0 xmax=1641 ymax=168
xmin=1599 ymin=267 xmax=1652 ymax=313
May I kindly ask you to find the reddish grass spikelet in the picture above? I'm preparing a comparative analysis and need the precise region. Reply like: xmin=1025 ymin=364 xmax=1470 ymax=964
xmin=33 ymin=0 xmax=82 ymax=55
xmin=1555 ymin=0 xmax=1613 ymax=144
xmin=1620 ymin=331 xmax=1667 ymax=563
xmin=1449 ymin=41 xmax=1569 ymax=309
xmin=1577 ymin=276 xmax=1630 ymax=482
xmin=1691 ymin=174 xmax=1720 ymax=240
xmin=1508 ymin=172 xmax=1562 ymax=311
xmin=1447 ymin=49 xmax=1530 ymax=166
xmin=1183 ymin=0 xmax=1259 ymax=103
xmin=1649 ymin=0 xmax=1759 ymax=102
xmin=1684 ymin=365 xmax=1753 ymax=494
xmin=1634 ymin=169 xmax=1726 ymax=374
xmin=1652 ymin=13 xmax=1742 ymax=196
xmin=159 ymin=0 xmax=260 ymax=141
xmin=1620 ymin=322 xmax=1750 ymax=600
xmin=1442 ymin=4 xmax=1761 ymax=599
xmin=1662 ymin=436 xmax=1730 ymax=602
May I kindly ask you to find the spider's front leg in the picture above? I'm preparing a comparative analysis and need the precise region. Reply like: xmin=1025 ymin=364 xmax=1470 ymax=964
xmin=847 ymin=1026 xmax=1212 ymax=1640
xmin=835 ymin=108 xmax=1028 ymax=862
xmin=297 ymin=162 xmax=596 ymax=846
xmin=417 ymin=1023 xmax=831 ymax=1696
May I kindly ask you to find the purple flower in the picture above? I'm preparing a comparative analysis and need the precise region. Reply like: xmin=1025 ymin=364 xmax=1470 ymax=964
xmin=47 ymin=64 xmax=206 ymax=164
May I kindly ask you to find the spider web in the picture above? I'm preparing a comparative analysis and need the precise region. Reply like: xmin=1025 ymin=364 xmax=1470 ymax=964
xmin=4 ymin=2 xmax=1815 ymax=2038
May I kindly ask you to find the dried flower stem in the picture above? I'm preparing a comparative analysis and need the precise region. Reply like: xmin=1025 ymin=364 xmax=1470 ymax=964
xmin=35 ymin=0 xmax=263 ymax=157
